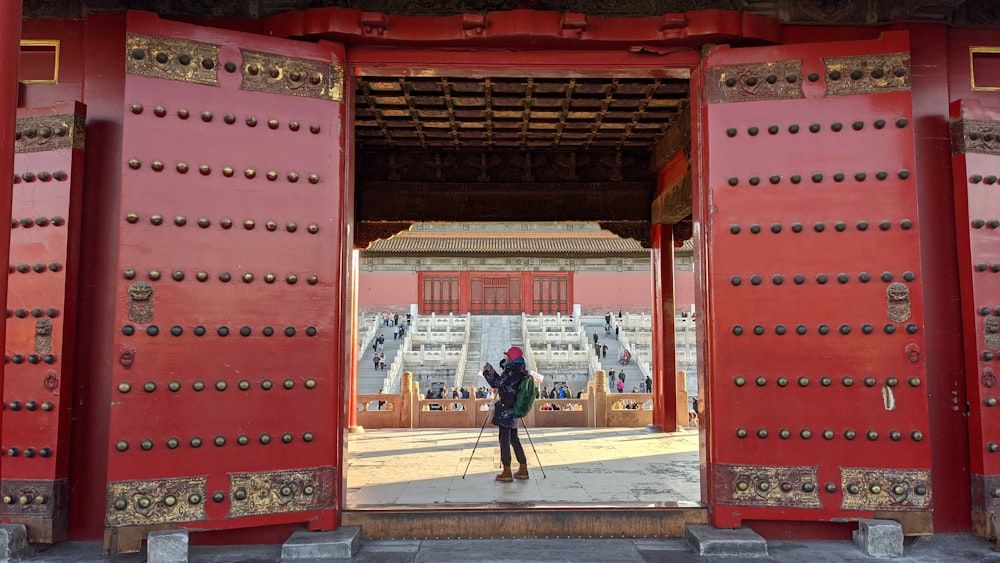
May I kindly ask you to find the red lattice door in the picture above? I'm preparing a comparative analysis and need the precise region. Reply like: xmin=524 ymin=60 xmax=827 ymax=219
xmin=104 ymin=12 xmax=347 ymax=548
xmin=3 ymin=102 xmax=86 ymax=543
xmin=694 ymin=31 xmax=932 ymax=529
xmin=950 ymin=99 xmax=1000 ymax=538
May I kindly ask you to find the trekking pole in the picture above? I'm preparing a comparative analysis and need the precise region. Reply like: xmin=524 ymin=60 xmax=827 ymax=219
xmin=463 ymin=401 xmax=492 ymax=479
xmin=519 ymin=418 xmax=546 ymax=478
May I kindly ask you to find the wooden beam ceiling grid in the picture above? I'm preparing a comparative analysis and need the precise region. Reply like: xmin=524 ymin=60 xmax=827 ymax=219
xmin=355 ymin=76 xmax=688 ymax=151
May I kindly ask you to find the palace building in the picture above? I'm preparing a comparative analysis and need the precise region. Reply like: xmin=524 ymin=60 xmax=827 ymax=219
xmin=358 ymin=221 xmax=695 ymax=315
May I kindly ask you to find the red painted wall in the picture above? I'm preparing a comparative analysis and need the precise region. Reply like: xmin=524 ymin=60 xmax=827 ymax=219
xmin=570 ymin=271 xmax=652 ymax=313
xmin=358 ymin=271 xmax=418 ymax=311
xmin=674 ymin=270 xmax=695 ymax=314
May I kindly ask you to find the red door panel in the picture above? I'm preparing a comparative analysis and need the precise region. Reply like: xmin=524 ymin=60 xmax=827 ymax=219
xmin=950 ymin=99 xmax=1000 ymax=538
xmin=105 ymin=12 xmax=345 ymax=543
xmin=3 ymin=102 xmax=86 ymax=543
xmin=694 ymin=31 xmax=931 ymax=529
xmin=419 ymin=273 xmax=459 ymax=315
xmin=530 ymin=273 xmax=570 ymax=315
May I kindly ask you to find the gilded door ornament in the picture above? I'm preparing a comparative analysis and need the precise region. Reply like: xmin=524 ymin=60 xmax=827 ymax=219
xmin=105 ymin=477 xmax=208 ymax=527
xmin=43 ymin=371 xmax=58 ymax=391
xmin=823 ymin=52 xmax=910 ymax=97
xmin=713 ymin=464 xmax=822 ymax=509
xmin=949 ymin=119 xmax=1000 ymax=157
xmin=840 ymin=467 xmax=931 ymax=510
xmin=886 ymin=282 xmax=911 ymax=323
xmin=127 ymin=281 xmax=154 ymax=324
xmin=984 ymin=367 xmax=997 ymax=389
xmin=34 ymin=318 xmax=53 ymax=355
xmin=707 ymin=60 xmax=805 ymax=104
xmin=125 ymin=33 xmax=220 ymax=87
xmin=985 ymin=317 xmax=1000 ymax=351
xmin=14 ymin=112 xmax=84 ymax=153
xmin=0 ymin=478 xmax=66 ymax=520
xmin=227 ymin=466 xmax=335 ymax=518
xmin=240 ymin=50 xmax=342 ymax=102
xmin=971 ymin=473 xmax=1000 ymax=513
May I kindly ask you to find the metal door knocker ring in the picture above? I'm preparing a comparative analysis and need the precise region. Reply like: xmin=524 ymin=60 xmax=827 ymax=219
xmin=43 ymin=371 xmax=58 ymax=391
xmin=984 ymin=367 xmax=997 ymax=389
xmin=119 ymin=345 xmax=136 ymax=368
xmin=905 ymin=343 xmax=922 ymax=364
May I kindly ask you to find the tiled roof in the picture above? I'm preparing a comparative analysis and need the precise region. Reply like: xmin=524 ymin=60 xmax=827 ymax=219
xmin=364 ymin=231 xmax=648 ymax=255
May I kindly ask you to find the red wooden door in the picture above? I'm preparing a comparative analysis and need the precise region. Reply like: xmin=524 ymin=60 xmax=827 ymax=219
xmin=530 ymin=273 xmax=570 ymax=315
xmin=419 ymin=273 xmax=460 ymax=315
xmin=4 ymin=102 xmax=86 ymax=543
xmin=105 ymin=12 xmax=346 ymax=546
xmin=950 ymin=99 xmax=1000 ymax=538
xmin=694 ymin=31 xmax=931 ymax=529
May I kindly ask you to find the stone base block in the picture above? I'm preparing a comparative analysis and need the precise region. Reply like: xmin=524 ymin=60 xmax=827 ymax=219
xmin=685 ymin=525 xmax=768 ymax=558
xmin=0 ymin=524 xmax=31 ymax=562
xmin=281 ymin=526 xmax=361 ymax=560
xmin=147 ymin=529 xmax=189 ymax=563
xmin=853 ymin=518 xmax=903 ymax=558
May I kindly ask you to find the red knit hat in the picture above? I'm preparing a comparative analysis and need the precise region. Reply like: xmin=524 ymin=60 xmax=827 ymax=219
xmin=505 ymin=346 xmax=524 ymax=361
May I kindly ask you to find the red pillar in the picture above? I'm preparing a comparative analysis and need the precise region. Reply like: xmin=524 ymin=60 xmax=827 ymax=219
xmin=0 ymin=0 xmax=24 ymax=479
xmin=650 ymin=223 xmax=678 ymax=431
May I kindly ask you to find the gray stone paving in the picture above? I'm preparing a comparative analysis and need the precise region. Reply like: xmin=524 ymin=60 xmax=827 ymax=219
xmin=347 ymin=427 xmax=701 ymax=506
xmin=23 ymin=533 xmax=1000 ymax=562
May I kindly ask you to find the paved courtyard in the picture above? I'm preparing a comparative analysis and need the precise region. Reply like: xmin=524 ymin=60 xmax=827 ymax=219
xmin=346 ymin=427 xmax=701 ymax=507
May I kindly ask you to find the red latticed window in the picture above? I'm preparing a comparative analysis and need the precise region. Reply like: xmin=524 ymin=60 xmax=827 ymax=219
xmin=531 ymin=273 xmax=570 ymax=315
xmin=419 ymin=273 xmax=460 ymax=314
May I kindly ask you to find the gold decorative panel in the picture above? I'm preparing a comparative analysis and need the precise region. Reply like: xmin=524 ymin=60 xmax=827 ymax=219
xmin=713 ymin=464 xmax=822 ymax=509
xmin=707 ymin=60 xmax=805 ymax=104
xmin=227 ymin=466 xmax=335 ymax=519
xmin=19 ymin=40 xmax=60 ymax=84
xmin=105 ymin=476 xmax=208 ymax=527
xmin=840 ymin=467 xmax=931 ymax=511
xmin=241 ymin=50 xmax=342 ymax=102
xmin=125 ymin=33 xmax=220 ymax=87
xmin=970 ymin=47 xmax=1000 ymax=92
xmin=823 ymin=53 xmax=910 ymax=96
xmin=951 ymin=119 xmax=1000 ymax=157
xmin=15 ymin=112 xmax=85 ymax=153
xmin=1 ymin=479 xmax=67 ymax=520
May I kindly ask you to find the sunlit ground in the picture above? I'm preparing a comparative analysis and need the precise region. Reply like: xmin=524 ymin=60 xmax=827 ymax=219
xmin=347 ymin=427 xmax=701 ymax=506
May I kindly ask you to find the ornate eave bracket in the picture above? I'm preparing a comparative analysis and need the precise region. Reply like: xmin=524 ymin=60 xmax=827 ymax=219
xmin=599 ymin=220 xmax=651 ymax=249
xmin=355 ymin=221 xmax=415 ymax=249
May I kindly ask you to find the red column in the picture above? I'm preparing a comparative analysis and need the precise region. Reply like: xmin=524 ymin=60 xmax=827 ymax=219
xmin=650 ymin=223 xmax=678 ymax=431
xmin=0 ymin=0 xmax=24 ymax=478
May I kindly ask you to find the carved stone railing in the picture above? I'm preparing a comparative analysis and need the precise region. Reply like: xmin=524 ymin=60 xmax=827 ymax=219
xmin=356 ymin=370 xmax=662 ymax=430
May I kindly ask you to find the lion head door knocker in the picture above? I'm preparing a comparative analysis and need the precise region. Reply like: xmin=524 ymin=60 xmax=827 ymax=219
xmin=127 ymin=281 xmax=154 ymax=324
xmin=119 ymin=345 xmax=136 ymax=368
xmin=34 ymin=318 xmax=53 ymax=355
xmin=886 ymin=282 xmax=911 ymax=323
xmin=984 ymin=366 xmax=997 ymax=389
xmin=985 ymin=316 xmax=1000 ymax=351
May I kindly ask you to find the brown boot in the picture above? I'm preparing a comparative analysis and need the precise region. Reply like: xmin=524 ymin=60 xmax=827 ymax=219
xmin=495 ymin=466 xmax=513 ymax=482
xmin=514 ymin=463 xmax=529 ymax=480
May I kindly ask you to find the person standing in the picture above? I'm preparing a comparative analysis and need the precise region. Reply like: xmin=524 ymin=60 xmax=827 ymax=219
xmin=482 ymin=346 xmax=530 ymax=481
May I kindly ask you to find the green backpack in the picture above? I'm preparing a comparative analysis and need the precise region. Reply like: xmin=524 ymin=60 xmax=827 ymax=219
xmin=513 ymin=373 xmax=537 ymax=418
